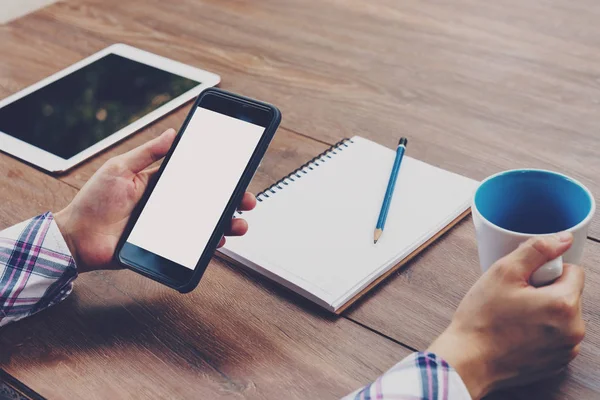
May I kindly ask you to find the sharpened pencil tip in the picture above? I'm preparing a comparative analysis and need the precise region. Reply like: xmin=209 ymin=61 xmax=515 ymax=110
xmin=374 ymin=229 xmax=383 ymax=244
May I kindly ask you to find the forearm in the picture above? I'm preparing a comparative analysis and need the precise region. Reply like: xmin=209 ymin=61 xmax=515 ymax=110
xmin=0 ymin=212 xmax=77 ymax=327
xmin=343 ymin=352 xmax=471 ymax=400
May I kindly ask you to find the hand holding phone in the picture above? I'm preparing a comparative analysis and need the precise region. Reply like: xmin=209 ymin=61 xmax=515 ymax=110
xmin=54 ymin=128 xmax=257 ymax=274
xmin=116 ymin=88 xmax=281 ymax=292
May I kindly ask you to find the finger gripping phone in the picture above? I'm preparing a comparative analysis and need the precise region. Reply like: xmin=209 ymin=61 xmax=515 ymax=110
xmin=116 ymin=88 xmax=281 ymax=292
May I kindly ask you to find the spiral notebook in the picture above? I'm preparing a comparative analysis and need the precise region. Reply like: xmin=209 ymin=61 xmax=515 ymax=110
xmin=218 ymin=136 xmax=478 ymax=313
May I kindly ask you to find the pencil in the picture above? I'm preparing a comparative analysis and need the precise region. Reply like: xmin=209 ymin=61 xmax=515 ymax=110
xmin=374 ymin=137 xmax=408 ymax=244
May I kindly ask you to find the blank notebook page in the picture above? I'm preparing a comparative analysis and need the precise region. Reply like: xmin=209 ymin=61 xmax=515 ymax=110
xmin=220 ymin=136 xmax=478 ymax=311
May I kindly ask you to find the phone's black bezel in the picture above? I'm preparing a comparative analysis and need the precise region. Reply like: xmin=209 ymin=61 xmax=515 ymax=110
xmin=115 ymin=87 xmax=281 ymax=293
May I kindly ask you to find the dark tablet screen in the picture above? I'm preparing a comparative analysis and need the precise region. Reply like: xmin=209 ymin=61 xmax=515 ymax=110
xmin=0 ymin=54 xmax=199 ymax=159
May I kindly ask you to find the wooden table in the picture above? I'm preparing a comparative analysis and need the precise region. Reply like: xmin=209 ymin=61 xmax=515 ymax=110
xmin=1 ymin=0 xmax=599 ymax=399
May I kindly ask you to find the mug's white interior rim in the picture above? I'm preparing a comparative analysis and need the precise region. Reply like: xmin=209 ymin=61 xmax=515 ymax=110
xmin=472 ymin=168 xmax=596 ymax=238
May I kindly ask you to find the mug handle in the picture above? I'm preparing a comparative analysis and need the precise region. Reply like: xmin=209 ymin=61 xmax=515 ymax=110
xmin=530 ymin=256 xmax=563 ymax=287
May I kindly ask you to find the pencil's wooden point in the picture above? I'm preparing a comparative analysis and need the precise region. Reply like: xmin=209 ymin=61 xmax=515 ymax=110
xmin=374 ymin=229 xmax=383 ymax=244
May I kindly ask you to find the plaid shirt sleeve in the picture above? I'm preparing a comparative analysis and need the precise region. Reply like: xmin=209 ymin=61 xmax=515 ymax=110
xmin=0 ymin=212 xmax=77 ymax=327
xmin=343 ymin=352 xmax=471 ymax=400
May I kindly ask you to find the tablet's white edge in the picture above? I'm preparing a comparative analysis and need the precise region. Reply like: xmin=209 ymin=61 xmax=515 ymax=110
xmin=0 ymin=43 xmax=221 ymax=174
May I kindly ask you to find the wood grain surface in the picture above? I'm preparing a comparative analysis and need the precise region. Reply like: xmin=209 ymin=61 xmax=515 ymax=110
xmin=0 ymin=149 xmax=76 ymax=229
xmin=1 ymin=260 xmax=411 ymax=399
xmin=1 ymin=0 xmax=599 ymax=398
xmin=2 ymin=0 xmax=597 ymax=237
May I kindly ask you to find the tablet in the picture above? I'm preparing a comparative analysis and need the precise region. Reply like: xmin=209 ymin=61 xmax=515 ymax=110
xmin=0 ymin=44 xmax=220 ymax=173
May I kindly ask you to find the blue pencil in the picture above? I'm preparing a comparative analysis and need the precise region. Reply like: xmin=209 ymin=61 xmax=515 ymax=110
xmin=374 ymin=137 xmax=408 ymax=244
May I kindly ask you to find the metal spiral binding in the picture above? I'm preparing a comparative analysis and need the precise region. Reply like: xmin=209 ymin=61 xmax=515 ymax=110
xmin=236 ymin=137 xmax=355 ymax=215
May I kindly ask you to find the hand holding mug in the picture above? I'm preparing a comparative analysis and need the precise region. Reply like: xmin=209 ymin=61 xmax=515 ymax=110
xmin=428 ymin=234 xmax=585 ymax=399
xmin=472 ymin=169 xmax=595 ymax=286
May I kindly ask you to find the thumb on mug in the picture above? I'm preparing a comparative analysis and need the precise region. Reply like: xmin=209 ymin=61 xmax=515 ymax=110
xmin=501 ymin=232 xmax=573 ymax=281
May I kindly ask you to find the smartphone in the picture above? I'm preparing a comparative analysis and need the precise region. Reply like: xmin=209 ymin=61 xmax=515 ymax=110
xmin=116 ymin=88 xmax=281 ymax=292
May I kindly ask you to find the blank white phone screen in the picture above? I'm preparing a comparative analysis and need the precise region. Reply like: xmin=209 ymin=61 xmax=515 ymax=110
xmin=126 ymin=106 xmax=264 ymax=269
